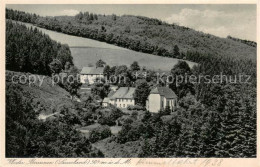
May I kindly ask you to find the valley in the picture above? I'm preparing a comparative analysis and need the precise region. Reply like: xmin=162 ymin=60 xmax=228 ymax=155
xmin=5 ymin=7 xmax=257 ymax=158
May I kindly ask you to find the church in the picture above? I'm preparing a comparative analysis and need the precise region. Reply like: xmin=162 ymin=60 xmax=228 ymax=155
xmin=146 ymin=87 xmax=177 ymax=113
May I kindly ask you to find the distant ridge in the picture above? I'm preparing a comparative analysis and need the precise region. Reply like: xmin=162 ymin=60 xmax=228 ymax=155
xmin=6 ymin=8 xmax=256 ymax=61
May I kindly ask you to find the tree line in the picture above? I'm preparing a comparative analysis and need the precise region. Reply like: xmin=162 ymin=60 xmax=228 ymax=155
xmin=6 ymin=8 xmax=256 ymax=62
xmin=227 ymin=35 xmax=256 ymax=47
xmin=6 ymin=20 xmax=73 ymax=76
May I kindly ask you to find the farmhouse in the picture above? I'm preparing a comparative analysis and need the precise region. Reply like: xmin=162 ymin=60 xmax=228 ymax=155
xmin=80 ymin=67 xmax=104 ymax=84
xmin=103 ymin=87 xmax=135 ymax=108
xmin=146 ymin=87 xmax=177 ymax=113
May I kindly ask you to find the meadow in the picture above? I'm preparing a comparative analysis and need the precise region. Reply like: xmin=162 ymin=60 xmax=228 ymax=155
xmin=71 ymin=47 xmax=196 ymax=71
xmin=16 ymin=21 xmax=196 ymax=71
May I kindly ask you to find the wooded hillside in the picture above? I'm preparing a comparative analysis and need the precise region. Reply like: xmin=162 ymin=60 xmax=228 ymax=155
xmin=6 ymin=8 xmax=256 ymax=62
xmin=6 ymin=20 xmax=73 ymax=75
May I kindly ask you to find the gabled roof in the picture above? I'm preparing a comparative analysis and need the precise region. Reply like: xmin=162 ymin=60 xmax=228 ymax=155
xmin=150 ymin=87 xmax=177 ymax=99
xmin=103 ymin=97 xmax=110 ymax=103
xmin=110 ymin=87 xmax=136 ymax=99
xmin=80 ymin=67 xmax=104 ymax=75
xmin=107 ymin=90 xmax=116 ymax=97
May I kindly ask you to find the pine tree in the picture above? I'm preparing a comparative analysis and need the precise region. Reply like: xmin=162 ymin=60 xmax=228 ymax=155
xmin=134 ymin=80 xmax=150 ymax=107
xmin=174 ymin=45 xmax=180 ymax=58
xmin=169 ymin=61 xmax=195 ymax=98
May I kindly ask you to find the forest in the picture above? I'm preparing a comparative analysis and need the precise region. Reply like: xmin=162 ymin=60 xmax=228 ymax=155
xmin=6 ymin=8 xmax=256 ymax=62
xmin=6 ymin=20 xmax=73 ymax=75
xmin=6 ymin=82 xmax=104 ymax=157
xmin=227 ymin=35 xmax=257 ymax=47
xmin=93 ymin=59 xmax=256 ymax=157
xmin=5 ymin=8 xmax=256 ymax=158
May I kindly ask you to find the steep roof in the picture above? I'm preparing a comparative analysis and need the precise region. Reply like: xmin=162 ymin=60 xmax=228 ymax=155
xmin=110 ymin=87 xmax=136 ymax=99
xmin=150 ymin=87 xmax=177 ymax=99
xmin=107 ymin=90 xmax=116 ymax=97
xmin=80 ymin=67 xmax=104 ymax=75
xmin=103 ymin=97 xmax=110 ymax=103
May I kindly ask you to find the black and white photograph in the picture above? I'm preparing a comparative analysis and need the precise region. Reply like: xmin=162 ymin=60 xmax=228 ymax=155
xmin=2 ymin=2 xmax=257 ymax=162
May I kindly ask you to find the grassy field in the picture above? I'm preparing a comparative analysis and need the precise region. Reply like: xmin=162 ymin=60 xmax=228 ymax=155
xmin=16 ymin=21 xmax=197 ymax=71
xmin=71 ymin=47 xmax=197 ymax=71
xmin=14 ymin=21 xmax=125 ymax=50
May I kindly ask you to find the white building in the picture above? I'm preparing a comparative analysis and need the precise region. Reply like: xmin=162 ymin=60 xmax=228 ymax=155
xmin=80 ymin=67 xmax=104 ymax=84
xmin=146 ymin=87 xmax=177 ymax=113
xmin=102 ymin=97 xmax=110 ymax=107
xmin=103 ymin=87 xmax=136 ymax=109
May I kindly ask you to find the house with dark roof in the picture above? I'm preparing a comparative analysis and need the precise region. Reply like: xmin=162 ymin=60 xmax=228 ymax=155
xmin=80 ymin=67 xmax=104 ymax=84
xmin=146 ymin=86 xmax=177 ymax=113
xmin=102 ymin=87 xmax=136 ymax=108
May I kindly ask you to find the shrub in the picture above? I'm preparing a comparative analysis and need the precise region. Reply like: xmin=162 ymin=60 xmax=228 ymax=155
xmin=158 ymin=106 xmax=172 ymax=116
xmin=116 ymin=120 xmax=145 ymax=143
xmin=89 ymin=125 xmax=112 ymax=143
xmin=98 ymin=106 xmax=123 ymax=126
xmin=127 ymin=105 xmax=144 ymax=111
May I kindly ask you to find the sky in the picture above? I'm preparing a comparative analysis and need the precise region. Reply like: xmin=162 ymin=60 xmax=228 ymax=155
xmin=6 ymin=4 xmax=256 ymax=41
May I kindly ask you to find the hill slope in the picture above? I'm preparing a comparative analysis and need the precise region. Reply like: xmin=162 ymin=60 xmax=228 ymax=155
xmin=6 ymin=70 xmax=74 ymax=116
xmin=6 ymin=8 xmax=256 ymax=61
xmin=11 ymin=20 xmax=197 ymax=71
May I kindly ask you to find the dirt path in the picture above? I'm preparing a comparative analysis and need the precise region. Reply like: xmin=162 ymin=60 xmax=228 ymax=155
xmin=38 ymin=112 xmax=59 ymax=120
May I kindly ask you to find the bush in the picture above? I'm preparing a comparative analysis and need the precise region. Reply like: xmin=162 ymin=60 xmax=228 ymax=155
xmin=116 ymin=120 xmax=146 ymax=143
xmin=117 ymin=116 xmax=134 ymax=126
xmin=98 ymin=106 xmax=123 ymax=126
xmin=127 ymin=105 xmax=144 ymax=111
xmin=158 ymin=106 xmax=172 ymax=116
xmin=89 ymin=125 xmax=112 ymax=143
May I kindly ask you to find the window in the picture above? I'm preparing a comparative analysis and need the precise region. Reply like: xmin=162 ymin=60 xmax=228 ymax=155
xmin=123 ymin=104 xmax=125 ymax=108
xmin=161 ymin=99 xmax=164 ymax=108
xmin=166 ymin=100 xmax=170 ymax=107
